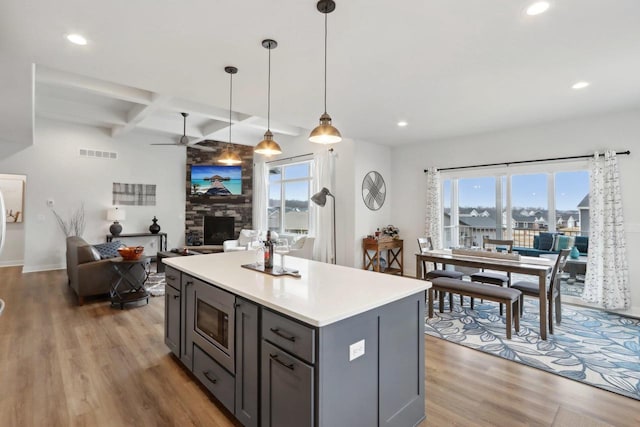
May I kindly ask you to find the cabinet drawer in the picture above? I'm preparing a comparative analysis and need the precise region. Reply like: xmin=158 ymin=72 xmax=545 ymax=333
xmin=193 ymin=345 xmax=235 ymax=413
xmin=262 ymin=309 xmax=315 ymax=364
xmin=164 ymin=266 xmax=181 ymax=290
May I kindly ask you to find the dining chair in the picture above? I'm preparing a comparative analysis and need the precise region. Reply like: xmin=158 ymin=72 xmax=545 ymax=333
xmin=470 ymin=238 xmax=514 ymax=314
xmin=417 ymin=237 xmax=465 ymax=307
xmin=510 ymin=248 xmax=570 ymax=335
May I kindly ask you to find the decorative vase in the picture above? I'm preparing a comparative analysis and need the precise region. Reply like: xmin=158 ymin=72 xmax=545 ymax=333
xmin=149 ymin=216 xmax=161 ymax=234
xmin=570 ymin=246 xmax=580 ymax=259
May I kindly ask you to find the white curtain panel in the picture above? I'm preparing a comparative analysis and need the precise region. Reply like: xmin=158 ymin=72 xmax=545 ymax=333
xmin=583 ymin=150 xmax=631 ymax=309
xmin=425 ymin=168 xmax=443 ymax=249
xmin=312 ymin=150 xmax=334 ymax=263
xmin=252 ymin=160 xmax=268 ymax=232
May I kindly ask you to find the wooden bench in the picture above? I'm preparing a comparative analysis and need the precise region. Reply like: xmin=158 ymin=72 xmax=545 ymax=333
xmin=428 ymin=277 xmax=522 ymax=339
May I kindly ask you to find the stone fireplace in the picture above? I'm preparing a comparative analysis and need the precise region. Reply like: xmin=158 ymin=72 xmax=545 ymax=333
xmin=184 ymin=141 xmax=253 ymax=246
xmin=204 ymin=216 xmax=235 ymax=245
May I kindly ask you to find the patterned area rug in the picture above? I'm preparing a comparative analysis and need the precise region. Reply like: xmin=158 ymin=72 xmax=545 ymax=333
xmin=144 ymin=272 xmax=166 ymax=297
xmin=425 ymin=298 xmax=640 ymax=400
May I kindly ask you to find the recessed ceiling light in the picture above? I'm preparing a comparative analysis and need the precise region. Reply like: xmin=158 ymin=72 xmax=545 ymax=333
xmin=526 ymin=2 xmax=550 ymax=16
xmin=572 ymin=81 xmax=590 ymax=90
xmin=66 ymin=34 xmax=88 ymax=46
xmin=397 ymin=121 xmax=408 ymax=127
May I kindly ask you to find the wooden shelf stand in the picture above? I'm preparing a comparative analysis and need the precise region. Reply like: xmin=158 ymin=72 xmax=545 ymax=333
xmin=363 ymin=238 xmax=404 ymax=275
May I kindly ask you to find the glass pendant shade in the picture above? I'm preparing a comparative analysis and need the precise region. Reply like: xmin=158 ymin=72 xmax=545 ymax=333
xmin=255 ymin=130 xmax=282 ymax=155
xmin=309 ymin=112 xmax=342 ymax=144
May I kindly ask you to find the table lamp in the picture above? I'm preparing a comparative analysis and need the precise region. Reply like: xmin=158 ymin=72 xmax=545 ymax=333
xmin=107 ymin=207 xmax=126 ymax=236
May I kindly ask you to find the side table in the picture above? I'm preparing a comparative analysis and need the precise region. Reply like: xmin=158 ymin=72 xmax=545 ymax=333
xmin=363 ymin=238 xmax=404 ymax=275
xmin=109 ymin=257 xmax=151 ymax=309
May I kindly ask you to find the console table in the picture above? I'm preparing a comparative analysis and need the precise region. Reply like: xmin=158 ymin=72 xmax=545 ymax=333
xmin=107 ymin=232 xmax=168 ymax=252
xmin=363 ymin=238 xmax=404 ymax=275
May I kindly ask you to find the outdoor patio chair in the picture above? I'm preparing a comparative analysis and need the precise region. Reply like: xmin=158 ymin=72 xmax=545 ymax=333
xmin=510 ymin=248 xmax=570 ymax=334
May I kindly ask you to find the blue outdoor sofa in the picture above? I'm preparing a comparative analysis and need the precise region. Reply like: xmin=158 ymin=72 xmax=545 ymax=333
xmin=513 ymin=232 xmax=588 ymax=257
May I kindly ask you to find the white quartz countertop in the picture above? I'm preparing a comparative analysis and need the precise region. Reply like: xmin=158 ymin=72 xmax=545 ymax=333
xmin=164 ymin=251 xmax=430 ymax=327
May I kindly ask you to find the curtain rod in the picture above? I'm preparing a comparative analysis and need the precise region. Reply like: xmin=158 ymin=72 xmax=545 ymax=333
xmin=423 ymin=150 xmax=631 ymax=173
xmin=265 ymin=152 xmax=313 ymax=164
xmin=265 ymin=148 xmax=333 ymax=164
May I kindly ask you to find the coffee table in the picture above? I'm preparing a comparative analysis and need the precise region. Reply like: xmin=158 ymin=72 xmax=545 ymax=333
xmin=564 ymin=256 xmax=588 ymax=282
xmin=156 ymin=250 xmax=202 ymax=273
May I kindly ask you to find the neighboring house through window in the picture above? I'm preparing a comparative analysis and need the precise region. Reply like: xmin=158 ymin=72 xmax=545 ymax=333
xmin=268 ymin=159 xmax=314 ymax=235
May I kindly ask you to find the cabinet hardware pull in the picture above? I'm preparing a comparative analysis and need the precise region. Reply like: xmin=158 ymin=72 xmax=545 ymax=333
xmin=203 ymin=370 xmax=218 ymax=384
xmin=167 ymin=275 xmax=176 ymax=280
xmin=173 ymin=295 xmax=180 ymax=299
xmin=234 ymin=302 xmax=241 ymax=308
xmin=186 ymin=281 xmax=193 ymax=286
xmin=270 ymin=328 xmax=296 ymax=342
xmin=270 ymin=353 xmax=294 ymax=370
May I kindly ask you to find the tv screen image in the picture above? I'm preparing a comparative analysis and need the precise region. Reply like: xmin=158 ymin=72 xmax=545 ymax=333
xmin=190 ymin=165 xmax=242 ymax=196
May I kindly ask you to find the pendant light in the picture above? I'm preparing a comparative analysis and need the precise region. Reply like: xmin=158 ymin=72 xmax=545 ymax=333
xmin=309 ymin=0 xmax=342 ymax=144
xmin=255 ymin=39 xmax=283 ymax=156
xmin=218 ymin=66 xmax=242 ymax=165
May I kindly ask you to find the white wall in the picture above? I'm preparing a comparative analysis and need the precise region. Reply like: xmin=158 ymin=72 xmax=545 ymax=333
xmin=391 ymin=107 xmax=640 ymax=314
xmin=0 ymin=119 xmax=186 ymax=272
xmin=264 ymin=134 xmax=390 ymax=268
xmin=353 ymin=141 xmax=392 ymax=268
xmin=0 ymin=174 xmax=27 ymax=266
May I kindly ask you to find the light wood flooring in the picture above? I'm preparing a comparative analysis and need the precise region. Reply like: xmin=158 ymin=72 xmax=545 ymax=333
xmin=0 ymin=266 xmax=638 ymax=426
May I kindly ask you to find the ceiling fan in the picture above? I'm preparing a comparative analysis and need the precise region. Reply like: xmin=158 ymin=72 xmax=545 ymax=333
xmin=151 ymin=112 xmax=214 ymax=151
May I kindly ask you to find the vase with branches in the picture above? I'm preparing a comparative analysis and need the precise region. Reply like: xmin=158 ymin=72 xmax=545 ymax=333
xmin=52 ymin=203 xmax=86 ymax=237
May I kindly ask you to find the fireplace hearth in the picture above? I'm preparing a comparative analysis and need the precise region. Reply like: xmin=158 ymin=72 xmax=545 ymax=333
xmin=204 ymin=216 xmax=235 ymax=245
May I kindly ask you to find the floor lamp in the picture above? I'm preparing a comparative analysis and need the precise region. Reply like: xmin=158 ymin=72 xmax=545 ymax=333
xmin=311 ymin=187 xmax=336 ymax=264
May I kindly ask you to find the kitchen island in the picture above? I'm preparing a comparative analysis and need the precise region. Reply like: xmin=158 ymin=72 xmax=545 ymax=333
xmin=164 ymin=251 xmax=429 ymax=427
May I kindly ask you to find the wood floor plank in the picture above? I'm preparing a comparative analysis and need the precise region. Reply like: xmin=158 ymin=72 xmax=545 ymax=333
xmin=0 ymin=266 xmax=638 ymax=426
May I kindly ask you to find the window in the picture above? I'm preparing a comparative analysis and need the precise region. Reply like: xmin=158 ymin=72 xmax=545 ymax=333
xmin=268 ymin=160 xmax=313 ymax=235
xmin=443 ymin=168 xmax=589 ymax=249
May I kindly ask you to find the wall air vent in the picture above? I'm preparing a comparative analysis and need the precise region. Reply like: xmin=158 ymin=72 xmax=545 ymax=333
xmin=79 ymin=148 xmax=117 ymax=160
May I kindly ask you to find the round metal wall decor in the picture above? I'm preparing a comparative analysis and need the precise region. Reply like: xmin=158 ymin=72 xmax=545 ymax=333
xmin=362 ymin=171 xmax=386 ymax=211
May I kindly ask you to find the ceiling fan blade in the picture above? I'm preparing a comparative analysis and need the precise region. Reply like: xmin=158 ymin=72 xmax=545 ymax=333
xmin=189 ymin=144 xmax=216 ymax=152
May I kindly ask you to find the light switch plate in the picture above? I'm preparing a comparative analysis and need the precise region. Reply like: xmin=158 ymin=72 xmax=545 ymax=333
xmin=349 ymin=339 xmax=365 ymax=361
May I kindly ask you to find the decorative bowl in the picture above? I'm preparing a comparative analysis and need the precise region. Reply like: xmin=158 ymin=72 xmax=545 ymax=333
xmin=117 ymin=246 xmax=145 ymax=260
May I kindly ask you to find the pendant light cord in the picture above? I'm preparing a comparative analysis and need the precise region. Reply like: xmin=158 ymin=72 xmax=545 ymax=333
xmin=228 ymin=72 xmax=233 ymax=145
xmin=323 ymin=11 xmax=328 ymax=114
xmin=267 ymin=44 xmax=272 ymax=131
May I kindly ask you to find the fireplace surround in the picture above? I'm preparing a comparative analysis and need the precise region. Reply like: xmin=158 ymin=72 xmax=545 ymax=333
xmin=204 ymin=216 xmax=235 ymax=245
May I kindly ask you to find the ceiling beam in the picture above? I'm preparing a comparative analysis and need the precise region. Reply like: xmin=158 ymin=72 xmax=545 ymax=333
xmin=111 ymin=94 xmax=173 ymax=137
xmin=36 ymin=65 xmax=153 ymax=105
xmin=239 ymin=116 xmax=302 ymax=136
xmin=36 ymin=95 xmax=127 ymax=127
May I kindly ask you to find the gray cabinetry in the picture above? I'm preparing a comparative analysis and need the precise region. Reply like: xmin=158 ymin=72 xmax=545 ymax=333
xmin=261 ymin=340 xmax=314 ymax=427
xmin=235 ymin=298 xmax=259 ymax=427
xmin=193 ymin=345 xmax=235 ymax=413
xmin=180 ymin=274 xmax=196 ymax=369
xmin=164 ymin=266 xmax=181 ymax=358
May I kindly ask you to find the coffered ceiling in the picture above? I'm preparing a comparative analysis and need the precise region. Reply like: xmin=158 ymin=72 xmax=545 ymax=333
xmin=1 ymin=0 xmax=640 ymax=148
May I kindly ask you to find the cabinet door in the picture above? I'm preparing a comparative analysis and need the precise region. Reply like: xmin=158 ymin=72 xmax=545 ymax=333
xmin=164 ymin=285 xmax=180 ymax=357
xmin=235 ymin=298 xmax=259 ymax=427
xmin=180 ymin=275 xmax=196 ymax=369
xmin=261 ymin=340 xmax=314 ymax=427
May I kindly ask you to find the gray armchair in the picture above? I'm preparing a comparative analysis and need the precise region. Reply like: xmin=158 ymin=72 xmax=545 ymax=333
xmin=66 ymin=236 xmax=146 ymax=305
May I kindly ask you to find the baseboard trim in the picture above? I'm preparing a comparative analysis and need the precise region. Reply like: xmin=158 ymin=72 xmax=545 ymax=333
xmin=22 ymin=264 xmax=65 ymax=273
xmin=0 ymin=260 xmax=24 ymax=267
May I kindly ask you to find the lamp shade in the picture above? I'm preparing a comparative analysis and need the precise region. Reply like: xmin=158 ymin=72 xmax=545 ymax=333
xmin=218 ymin=149 xmax=242 ymax=165
xmin=255 ymin=130 xmax=283 ymax=156
xmin=311 ymin=187 xmax=332 ymax=207
xmin=107 ymin=207 xmax=126 ymax=222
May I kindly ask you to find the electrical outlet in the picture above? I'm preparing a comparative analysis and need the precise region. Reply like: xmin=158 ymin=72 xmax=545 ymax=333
xmin=149 ymin=241 xmax=155 ymax=248
xmin=349 ymin=339 xmax=365 ymax=361
xmin=46 ymin=199 xmax=54 ymax=207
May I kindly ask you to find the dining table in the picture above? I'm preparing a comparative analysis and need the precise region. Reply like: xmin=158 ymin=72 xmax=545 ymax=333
xmin=416 ymin=249 xmax=555 ymax=340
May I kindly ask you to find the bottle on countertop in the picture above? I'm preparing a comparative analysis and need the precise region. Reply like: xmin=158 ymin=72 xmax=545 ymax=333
xmin=264 ymin=230 xmax=274 ymax=269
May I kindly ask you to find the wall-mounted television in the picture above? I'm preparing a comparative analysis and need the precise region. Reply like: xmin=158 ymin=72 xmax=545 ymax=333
xmin=190 ymin=165 xmax=242 ymax=196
